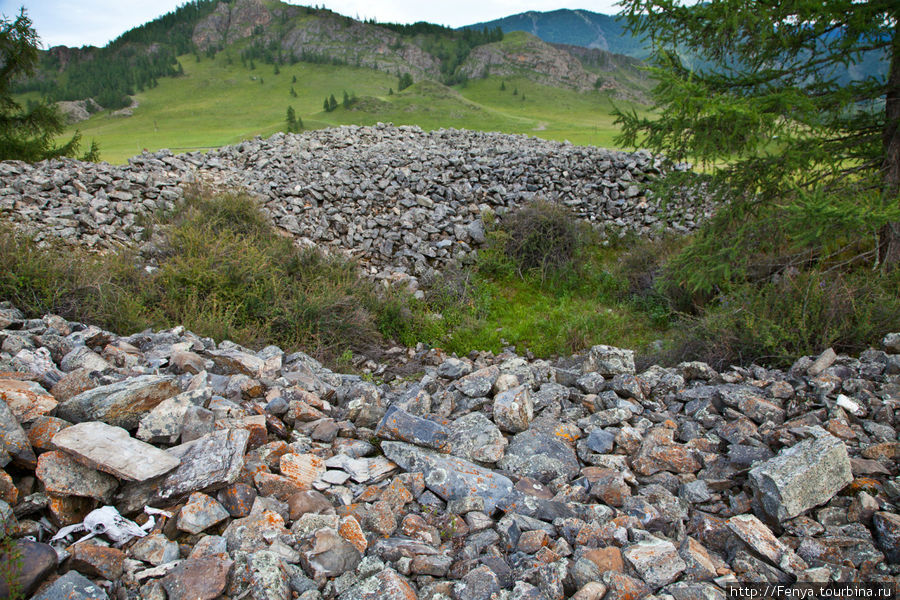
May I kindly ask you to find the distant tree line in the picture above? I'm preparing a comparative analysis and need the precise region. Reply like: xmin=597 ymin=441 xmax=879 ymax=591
xmin=13 ymin=0 xmax=219 ymax=110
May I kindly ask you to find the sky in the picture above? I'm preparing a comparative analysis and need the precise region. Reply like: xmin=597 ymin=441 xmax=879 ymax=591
xmin=4 ymin=0 xmax=621 ymax=48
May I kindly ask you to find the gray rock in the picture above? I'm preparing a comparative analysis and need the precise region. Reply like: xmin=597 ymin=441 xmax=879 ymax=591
xmin=116 ymin=428 xmax=249 ymax=512
xmin=59 ymin=346 xmax=111 ymax=372
xmin=0 ymin=398 xmax=36 ymax=468
xmin=455 ymin=366 xmax=500 ymax=398
xmin=749 ymin=431 xmax=852 ymax=522
xmin=52 ymin=421 xmax=180 ymax=481
xmin=32 ymin=571 xmax=108 ymax=600
xmin=375 ymin=405 xmax=449 ymax=451
xmin=300 ymin=527 xmax=362 ymax=579
xmin=883 ymin=332 xmax=900 ymax=353
xmin=499 ymin=429 xmax=580 ymax=483
xmin=623 ymin=538 xmax=686 ymax=589
xmin=584 ymin=345 xmax=635 ymax=376
xmin=56 ymin=374 xmax=180 ymax=429
xmin=585 ymin=428 xmax=615 ymax=454
xmin=137 ymin=388 xmax=211 ymax=444
xmin=446 ymin=412 xmax=507 ymax=463
xmin=381 ymin=441 xmax=513 ymax=513
xmin=492 ymin=385 xmax=533 ymax=433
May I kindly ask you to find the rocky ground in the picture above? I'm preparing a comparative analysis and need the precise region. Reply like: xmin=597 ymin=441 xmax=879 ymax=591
xmin=0 ymin=301 xmax=898 ymax=599
xmin=0 ymin=124 xmax=706 ymax=287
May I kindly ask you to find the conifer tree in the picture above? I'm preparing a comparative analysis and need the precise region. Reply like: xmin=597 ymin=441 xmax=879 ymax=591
xmin=614 ymin=0 xmax=900 ymax=279
xmin=0 ymin=9 xmax=94 ymax=162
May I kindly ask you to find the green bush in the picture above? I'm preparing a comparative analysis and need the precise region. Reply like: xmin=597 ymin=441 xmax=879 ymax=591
xmin=484 ymin=200 xmax=592 ymax=283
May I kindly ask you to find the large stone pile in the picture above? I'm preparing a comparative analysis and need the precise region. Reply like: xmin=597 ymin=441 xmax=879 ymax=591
xmin=0 ymin=302 xmax=898 ymax=599
xmin=0 ymin=125 xmax=707 ymax=284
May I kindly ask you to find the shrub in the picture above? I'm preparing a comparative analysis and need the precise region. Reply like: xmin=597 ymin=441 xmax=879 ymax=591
xmin=487 ymin=200 xmax=591 ymax=283
xmin=651 ymin=268 xmax=900 ymax=370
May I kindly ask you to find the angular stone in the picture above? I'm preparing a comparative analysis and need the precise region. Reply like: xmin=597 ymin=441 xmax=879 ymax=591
xmin=223 ymin=510 xmax=290 ymax=554
xmin=498 ymin=430 xmax=580 ymax=484
xmin=177 ymin=492 xmax=230 ymax=534
xmin=218 ymin=483 xmax=257 ymax=518
xmin=0 ymin=540 xmax=57 ymax=598
xmin=161 ymin=556 xmax=233 ymax=600
xmin=584 ymin=467 xmax=630 ymax=507
xmin=60 ymin=346 xmax=111 ymax=373
xmin=0 ymin=397 xmax=36 ymax=468
xmin=26 ymin=416 xmax=71 ymax=452
xmin=51 ymin=369 xmax=101 ymax=402
xmin=455 ymin=366 xmax=499 ymax=398
xmin=36 ymin=451 xmax=117 ymax=501
xmin=129 ymin=533 xmax=180 ymax=566
xmin=807 ymin=347 xmax=836 ymax=376
xmin=338 ymin=515 xmax=367 ymax=553
xmin=338 ymin=568 xmax=417 ymax=600
xmin=455 ymin=564 xmax=500 ymax=600
xmin=749 ymin=431 xmax=852 ymax=522
xmin=623 ymin=538 xmax=686 ymax=589
xmin=375 ymin=405 xmax=449 ymax=451
xmin=68 ymin=543 xmax=125 ymax=580
xmin=288 ymin=490 xmax=335 ymax=520
xmin=632 ymin=427 xmax=701 ymax=476
xmin=382 ymin=441 xmax=513 ymax=513
xmin=728 ymin=514 xmax=806 ymax=573
xmin=244 ymin=550 xmax=291 ymax=600
xmin=32 ymin=571 xmax=108 ymax=600
xmin=584 ymin=345 xmax=635 ymax=376
xmin=56 ymin=374 xmax=180 ymax=429
xmin=52 ymin=421 xmax=180 ymax=482
xmin=0 ymin=378 xmax=57 ymax=423
xmin=493 ymin=385 xmax=533 ymax=433
xmin=873 ymin=512 xmax=900 ymax=563
xmin=280 ymin=453 xmax=326 ymax=489
xmin=300 ymin=527 xmax=362 ymax=579
xmin=117 ymin=428 xmax=250 ymax=513
xmin=446 ymin=412 xmax=507 ymax=463
xmin=207 ymin=346 xmax=265 ymax=377
xmin=136 ymin=389 xmax=210 ymax=444
xmin=678 ymin=537 xmax=717 ymax=581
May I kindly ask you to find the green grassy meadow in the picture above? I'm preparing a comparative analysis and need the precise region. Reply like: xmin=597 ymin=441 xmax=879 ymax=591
xmin=57 ymin=53 xmax=645 ymax=163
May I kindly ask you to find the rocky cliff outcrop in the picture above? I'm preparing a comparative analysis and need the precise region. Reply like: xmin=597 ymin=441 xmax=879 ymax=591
xmin=460 ymin=33 xmax=598 ymax=91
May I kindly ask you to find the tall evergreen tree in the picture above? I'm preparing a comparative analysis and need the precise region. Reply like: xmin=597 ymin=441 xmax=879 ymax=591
xmin=614 ymin=0 xmax=900 ymax=282
xmin=0 ymin=9 xmax=92 ymax=162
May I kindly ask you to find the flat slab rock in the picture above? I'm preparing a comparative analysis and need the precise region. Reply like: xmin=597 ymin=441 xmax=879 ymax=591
xmin=116 ymin=428 xmax=250 ymax=513
xmin=381 ymin=441 xmax=513 ymax=513
xmin=55 ymin=374 xmax=180 ymax=429
xmin=52 ymin=421 xmax=180 ymax=482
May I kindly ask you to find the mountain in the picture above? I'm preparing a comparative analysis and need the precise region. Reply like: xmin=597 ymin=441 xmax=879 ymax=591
xmin=462 ymin=9 xmax=649 ymax=58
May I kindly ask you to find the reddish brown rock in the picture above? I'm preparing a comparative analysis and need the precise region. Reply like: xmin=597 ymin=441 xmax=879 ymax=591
xmin=339 ymin=515 xmax=367 ymax=553
xmin=26 ymin=416 xmax=71 ymax=452
xmin=0 ymin=469 xmax=17 ymax=505
xmin=68 ymin=543 xmax=125 ymax=580
xmin=583 ymin=547 xmax=624 ymax=573
xmin=47 ymin=493 xmax=93 ymax=526
xmin=161 ymin=556 xmax=233 ymax=600
xmin=217 ymin=483 xmax=257 ymax=518
xmin=0 ymin=378 xmax=57 ymax=423
xmin=36 ymin=451 xmax=117 ymax=502
xmin=253 ymin=471 xmax=305 ymax=501
xmin=367 ymin=500 xmax=398 ymax=536
xmin=584 ymin=467 xmax=631 ymax=507
xmin=50 ymin=369 xmax=100 ymax=403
